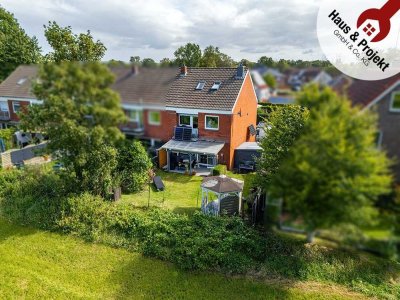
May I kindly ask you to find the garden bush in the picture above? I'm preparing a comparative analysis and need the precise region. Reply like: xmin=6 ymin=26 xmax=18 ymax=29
xmin=212 ymin=164 xmax=227 ymax=176
xmin=0 ymin=167 xmax=72 ymax=229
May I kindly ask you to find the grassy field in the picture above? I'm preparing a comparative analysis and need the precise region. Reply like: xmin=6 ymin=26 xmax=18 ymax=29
xmin=0 ymin=218 xmax=366 ymax=300
xmin=120 ymin=171 xmax=254 ymax=215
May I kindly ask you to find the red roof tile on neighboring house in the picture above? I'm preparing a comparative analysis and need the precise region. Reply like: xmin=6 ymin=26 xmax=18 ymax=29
xmin=346 ymin=75 xmax=400 ymax=107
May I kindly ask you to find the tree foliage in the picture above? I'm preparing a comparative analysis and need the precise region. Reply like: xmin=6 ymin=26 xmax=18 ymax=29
xmin=20 ymin=62 xmax=126 ymax=196
xmin=200 ymin=45 xmax=235 ymax=67
xmin=264 ymin=74 xmax=277 ymax=89
xmin=174 ymin=43 xmax=202 ymax=67
xmin=117 ymin=140 xmax=152 ymax=193
xmin=44 ymin=21 xmax=106 ymax=62
xmin=265 ymin=85 xmax=392 ymax=241
xmin=141 ymin=58 xmax=157 ymax=68
xmin=0 ymin=6 xmax=42 ymax=81
xmin=256 ymin=105 xmax=309 ymax=190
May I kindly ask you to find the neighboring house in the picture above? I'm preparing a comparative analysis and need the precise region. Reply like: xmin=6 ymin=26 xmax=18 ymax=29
xmin=158 ymin=65 xmax=258 ymax=172
xmin=0 ymin=66 xmax=40 ymax=129
xmin=287 ymin=68 xmax=332 ymax=90
xmin=111 ymin=66 xmax=177 ymax=148
xmin=253 ymin=66 xmax=287 ymax=90
xmin=0 ymin=65 xmax=177 ymax=149
xmin=268 ymin=96 xmax=295 ymax=105
xmin=345 ymin=76 xmax=400 ymax=183
xmin=0 ymin=65 xmax=259 ymax=172
xmin=250 ymin=70 xmax=271 ymax=102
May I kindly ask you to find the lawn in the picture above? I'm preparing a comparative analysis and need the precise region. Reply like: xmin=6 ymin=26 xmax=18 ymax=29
xmin=0 ymin=218 xmax=364 ymax=300
xmin=120 ymin=171 xmax=255 ymax=215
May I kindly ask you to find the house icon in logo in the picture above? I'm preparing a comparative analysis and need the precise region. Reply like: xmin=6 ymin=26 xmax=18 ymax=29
xmin=357 ymin=0 xmax=400 ymax=42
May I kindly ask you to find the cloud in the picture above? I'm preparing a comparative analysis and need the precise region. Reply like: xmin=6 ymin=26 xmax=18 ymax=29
xmin=1 ymin=0 xmax=324 ymax=61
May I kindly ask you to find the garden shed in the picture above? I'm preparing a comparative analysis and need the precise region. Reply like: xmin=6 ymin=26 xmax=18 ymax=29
xmin=234 ymin=142 xmax=262 ymax=171
xmin=201 ymin=175 xmax=244 ymax=216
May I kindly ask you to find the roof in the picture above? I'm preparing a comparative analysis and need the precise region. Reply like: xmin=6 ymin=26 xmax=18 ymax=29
xmin=0 ymin=65 xmax=177 ymax=106
xmin=250 ymin=70 xmax=268 ymax=88
xmin=346 ymin=75 xmax=400 ymax=107
xmin=235 ymin=142 xmax=262 ymax=151
xmin=111 ymin=67 xmax=177 ymax=106
xmin=268 ymin=96 xmax=295 ymax=105
xmin=161 ymin=139 xmax=225 ymax=155
xmin=0 ymin=65 xmax=38 ymax=99
xmin=201 ymin=175 xmax=244 ymax=193
xmin=165 ymin=67 xmax=248 ymax=111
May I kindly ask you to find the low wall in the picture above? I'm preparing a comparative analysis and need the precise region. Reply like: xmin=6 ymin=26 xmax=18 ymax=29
xmin=1 ymin=142 xmax=48 ymax=168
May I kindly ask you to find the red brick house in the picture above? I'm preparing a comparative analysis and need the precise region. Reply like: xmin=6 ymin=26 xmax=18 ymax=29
xmin=0 ymin=66 xmax=40 ymax=129
xmin=0 ymin=65 xmax=177 ymax=149
xmin=158 ymin=65 xmax=258 ymax=172
xmin=0 ymin=65 xmax=258 ymax=171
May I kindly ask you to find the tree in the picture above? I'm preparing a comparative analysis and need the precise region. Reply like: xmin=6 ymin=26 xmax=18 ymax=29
xmin=0 ymin=7 xmax=42 ymax=81
xmin=106 ymin=59 xmax=127 ymax=67
xmin=174 ymin=43 xmax=202 ymax=67
xmin=264 ymin=74 xmax=277 ymax=89
xmin=276 ymin=59 xmax=290 ymax=71
xmin=130 ymin=56 xmax=141 ymax=64
xmin=159 ymin=58 xmax=174 ymax=67
xmin=20 ymin=62 xmax=126 ymax=196
xmin=141 ymin=58 xmax=157 ymax=67
xmin=258 ymin=56 xmax=275 ymax=68
xmin=268 ymin=85 xmax=392 ymax=242
xmin=200 ymin=45 xmax=235 ymax=67
xmin=44 ymin=21 xmax=106 ymax=62
xmin=256 ymin=105 xmax=309 ymax=190
xmin=117 ymin=140 xmax=152 ymax=193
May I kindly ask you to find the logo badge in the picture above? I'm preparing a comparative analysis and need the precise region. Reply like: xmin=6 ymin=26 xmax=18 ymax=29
xmin=317 ymin=0 xmax=400 ymax=80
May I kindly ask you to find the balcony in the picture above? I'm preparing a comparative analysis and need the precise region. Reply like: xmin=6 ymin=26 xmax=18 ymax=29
xmin=0 ymin=111 xmax=10 ymax=121
xmin=120 ymin=121 xmax=145 ymax=136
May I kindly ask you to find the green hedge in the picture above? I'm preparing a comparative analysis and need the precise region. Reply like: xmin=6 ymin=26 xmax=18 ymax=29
xmin=212 ymin=164 xmax=227 ymax=176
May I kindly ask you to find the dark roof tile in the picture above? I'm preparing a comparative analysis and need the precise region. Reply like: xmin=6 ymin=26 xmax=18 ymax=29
xmin=165 ymin=67 xmax=247 ymax=111
xmin=0 ymin=65 xmax=177 ymax=106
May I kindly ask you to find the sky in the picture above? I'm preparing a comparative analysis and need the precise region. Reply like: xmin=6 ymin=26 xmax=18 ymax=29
xmin=1 ymin=0 xmax=324 ymax=62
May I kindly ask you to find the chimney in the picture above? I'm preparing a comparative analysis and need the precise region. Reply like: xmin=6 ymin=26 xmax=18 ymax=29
xmin=132 ymin=64 xmax=140 ymax=75
xmin=236 ymin=63 xmax=245 ymax=79
xmin=180 ymin=65 xmax=188 ymax=76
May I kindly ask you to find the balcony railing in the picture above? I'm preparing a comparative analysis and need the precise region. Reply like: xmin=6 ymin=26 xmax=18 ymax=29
xmin=0 ymin=111 xmax=10 ymax=120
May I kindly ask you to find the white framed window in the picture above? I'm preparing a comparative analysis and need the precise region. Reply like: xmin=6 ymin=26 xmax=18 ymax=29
xmin=148 ymin=111 xmax=161 ymax=125
xmin=127 ymin=110 xmax=140 ymax=122
xmin=0 ymin=102 xmax=8 ymax=112
xmin=205 ymin=115 xmax=219 ymax=130
xmin=376 ymin=131 xmax=383 ymax=149
xmin=211 ymin=81 xmax=221 ymax=90
xmin=179 ymin=114 xmax=198 ymax=128
xmin=196 ymin=81 xmax=205 ymax=90
xmin=12 ymin=101 xmax=21 ymax=113
xmin=390 ymin=92 xmax=400 ymax=112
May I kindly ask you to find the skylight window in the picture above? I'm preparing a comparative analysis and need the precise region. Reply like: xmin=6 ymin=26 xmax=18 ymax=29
xmin=196 ymin=81 xmax=205 ymax=90
xmin=17 ymin=78 xmax=27 ymax=85
xmin=211 ymin=81 xmax=221 ymax=90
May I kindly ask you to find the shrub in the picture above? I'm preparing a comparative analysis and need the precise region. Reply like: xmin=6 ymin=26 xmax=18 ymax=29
xmin=57 ymin=194 xmax=266 ymax=273
xmin=117 ymin=140 xmax=152 ymax=193
xmin=0 ymin=167 xmax=71 ymax=229
xmin=212 ymin=164 xmax=227 ymax=176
